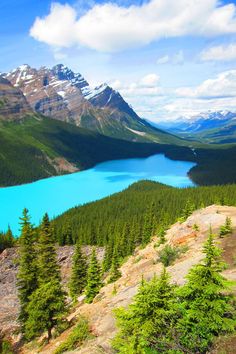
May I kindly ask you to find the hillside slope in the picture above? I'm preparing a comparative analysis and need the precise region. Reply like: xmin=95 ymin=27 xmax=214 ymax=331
xmin=23 ymin=205 xmax=236 ymax=354
xmin=193 ymin=120 xmax=236 ymax=144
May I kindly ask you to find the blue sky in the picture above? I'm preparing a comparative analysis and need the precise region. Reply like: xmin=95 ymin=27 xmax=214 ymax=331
xmin=1 ymin=0 xmax=236 ymax=120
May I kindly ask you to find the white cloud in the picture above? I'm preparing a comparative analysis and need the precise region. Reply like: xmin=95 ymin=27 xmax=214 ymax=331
xmin=164 ymin=97 xmax=236 ymax=120
xmin=176 ymin=70 xmax=236 ymax=98
xmin=200 ymin=43 xmax=236 ymax=61
xmin=156 ymin=55 xmax=169 ymax=65
xmin=30 ymin=3 xmax=78 ymax=47
xmin=30 ymin=0 xmax=236 ymax=52
xmin=111 ymin=70 xmax=236 ymax=121
xmin=140 ymin=74 xmax=160 ymax=87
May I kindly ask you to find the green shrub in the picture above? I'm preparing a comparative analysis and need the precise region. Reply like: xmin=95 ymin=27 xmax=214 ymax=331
xmin=54 ymin=317 xmax=90 ymax=354
xmin=158 ymin=245 xmax=188 ymax=267
xmin=193 ymin=223 xmax=200 ymax=231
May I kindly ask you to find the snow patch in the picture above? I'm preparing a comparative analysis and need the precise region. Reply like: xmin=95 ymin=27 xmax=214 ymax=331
xmin=57 ymin=90 xmax=66 ymax=98
xmin=83 ymin=83 xmax=108 ymax=100
xmin=126 ymin=127 xmax=146 ymax=136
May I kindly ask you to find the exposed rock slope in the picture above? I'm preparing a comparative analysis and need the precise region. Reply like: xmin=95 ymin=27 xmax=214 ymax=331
xmin=0 ymin=76 xmax=32 ymax=120
xmin=0 ymin=246 xmax=104 ymax=337
xmin=22 ymin=205 xmax=236 ymax=354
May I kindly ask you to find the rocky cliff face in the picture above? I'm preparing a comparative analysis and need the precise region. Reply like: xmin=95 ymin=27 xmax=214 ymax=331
xmin=0 ymin=76 xmax=32 ymax=121
xmin=0 ymin=246 xmax=104 ymax=338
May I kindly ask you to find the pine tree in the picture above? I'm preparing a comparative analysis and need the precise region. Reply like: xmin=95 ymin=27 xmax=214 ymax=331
xmin=25 ymin=280 xmax=66 ymax=342
xmin=220 ymin=216 xmax=233 ymax=237
xmin=25 ymin=213 xmax=66 ymax=342
xmin=112 ymin=268 xmax=178 ymax=353
xmin=37 ymin=213 xmax=61 ymax=285
xmin=119 ymin=223 xmax=131 ymax=258
xmin=157 ymin=226 xmax=166 ymax=245
xmin=179 ymin=199 xmax=195 ymax=223
xmin=108 ymin=248 xmax=121 ymax=283
xmin=102 ymin=240 xmax=113 ymax=273
xmin=176 ymin=230 xmax=236 ymax=353
xmin=127 ymin=221 xmax=136 ymax=254
xmin=63 ymin=223 xmax=73 ymax=245
xmin=5 ymin=226 xmax=14 ymax=247
xmin=85 ymin=248 xmax=102 ymax=303
xmin=17 ymin=209 xmax=37 ymax=334
xmin=142 ymin=202 xmax=155 ymax=245
xmin=69 ymin=243 xmax=87 ymax=301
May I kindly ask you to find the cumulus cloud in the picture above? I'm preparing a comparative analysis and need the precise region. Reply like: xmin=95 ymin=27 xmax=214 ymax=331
xmin=159 ymin=70 xmax=236 ymax=120
xmin=30 ymin=3 xmax=78 ymax=47
xmin=140 ymin=74 xmax=160 ymax=87
xmin=200 ymin=43 xmax=236 ymax=61
xmin=111 ymin=74 xmax=162 ymax=98
xmin=164 ymin=96 xmax=236 ymax=119
xmin=30 ymin=0 xmax=236 ymax=52
xmin=112 ymin=71 xmax=236 ymax=121
xmin=176 ymin=70 xmax=236 ymax=99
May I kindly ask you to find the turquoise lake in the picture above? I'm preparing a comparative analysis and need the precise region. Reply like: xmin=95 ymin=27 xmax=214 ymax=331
xmin=0 ymin=154 xmax=195 ymax=234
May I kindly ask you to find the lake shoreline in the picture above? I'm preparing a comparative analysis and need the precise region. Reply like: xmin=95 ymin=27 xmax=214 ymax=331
xmin=0 ymin=153 xmax=196 ymax=235
xmin=1 ymin=150 xmax=196 ymax=189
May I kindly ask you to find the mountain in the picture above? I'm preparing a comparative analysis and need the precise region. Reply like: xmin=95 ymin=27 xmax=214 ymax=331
xmin=0 ymin=76 xmax=32 ymax=120
xmin=157 ymin=111 xmax=236 ymax=136
xmin=193 ymin=118 xmax=236 ymax=144
xmin=0 ymin=77 xmax=196 ymax=187
xmin=154 ymin=111 xmax=236 ymax=144
xmin=5 ymin=64 xmax=183 ymax=144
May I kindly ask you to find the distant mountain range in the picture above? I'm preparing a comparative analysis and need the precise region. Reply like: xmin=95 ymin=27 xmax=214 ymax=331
xmin=3 ymin=64 xmax=181 ymax=145
xmin=155 ymin=111 xmax=236 ymax=144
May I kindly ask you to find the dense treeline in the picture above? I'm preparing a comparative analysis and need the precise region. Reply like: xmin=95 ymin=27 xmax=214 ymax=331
xmin=190 ymin=145 xmax=236 ymax=185
xmin=53 ymin=181 xmax=236 ymax=259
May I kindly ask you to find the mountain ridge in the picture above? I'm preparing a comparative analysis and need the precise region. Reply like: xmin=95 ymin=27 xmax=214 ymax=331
xmin=4 ymin=64 xmax=183 ymax=144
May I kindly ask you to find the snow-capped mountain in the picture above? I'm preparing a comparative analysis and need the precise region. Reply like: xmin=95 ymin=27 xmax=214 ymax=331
xmin=158 ymin=111 xmax=236 ymax=134
xmin=4 ymin=64 xmax=179 ymax=144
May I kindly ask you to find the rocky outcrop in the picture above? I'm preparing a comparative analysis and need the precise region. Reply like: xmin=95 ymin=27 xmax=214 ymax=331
xmin=0 ymin=76 xmax=32 ymax=121
xmin=0 ymin=246 xmax=104 ymax=338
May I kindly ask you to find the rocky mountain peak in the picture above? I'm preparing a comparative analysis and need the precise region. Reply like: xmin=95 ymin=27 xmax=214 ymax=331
xmin=51 ymin=64 xmax=89 ymax=90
